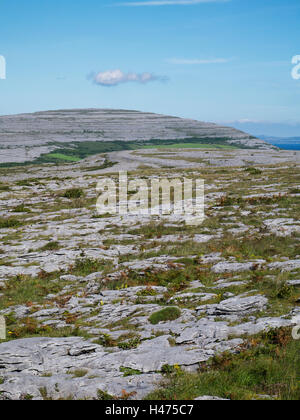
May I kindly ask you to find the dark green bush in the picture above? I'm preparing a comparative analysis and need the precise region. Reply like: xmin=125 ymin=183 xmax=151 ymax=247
xmin=63 ymin=188 xmax=84 ymax=199
xmin=0 ymin=217 xmax=23 ymax=229
xmin=149 ymin=307 xmax=181 ymax=325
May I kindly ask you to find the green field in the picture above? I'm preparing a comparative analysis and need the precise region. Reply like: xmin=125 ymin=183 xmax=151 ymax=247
xmin=142 ymin=143 xmax=238 ymax=150
xmin=46 ymin=153 xmax=81 ymax=162
xmin=0 ymin=137 xmax=247 ymax=167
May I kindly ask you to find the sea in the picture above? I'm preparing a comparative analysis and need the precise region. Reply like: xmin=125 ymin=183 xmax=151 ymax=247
xmin=269 ymin=143 xmax=300 ymax=151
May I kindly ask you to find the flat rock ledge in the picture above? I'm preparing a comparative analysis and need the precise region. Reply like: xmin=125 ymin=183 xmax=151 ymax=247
xmin=0 ymin=337 xmax=161 ymax=400
xmin=196 ymin=295 xmax=268 ymax=318
xmin=0 ymin=302 xmax=296 ymax=401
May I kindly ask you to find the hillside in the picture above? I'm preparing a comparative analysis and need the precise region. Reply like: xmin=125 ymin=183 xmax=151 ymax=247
xmin=0 ymin=109 xmax=275 ymax=165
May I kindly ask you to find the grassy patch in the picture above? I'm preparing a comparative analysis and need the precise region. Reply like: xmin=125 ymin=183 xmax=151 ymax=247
xmin=146 ymin=328 xmax=300 ymax=400
xmin=149 ymin=307 xmax=181 ymax=325
xmin=219 ymin=234 xmax=299 ymax=261
xmin=97 ymin=390 xmax=115 ymax=401
xmin=3 ymin=315 xmax=91 ymax=341
xmin=83 ymin=158 xmax=116 ymax=172
xmin=0 ymin=137 xmax=248 ymax=168
xmin=142 ymin=143 xmax=238 ymax=150
xmin=244 ymin=167 xmax=263 ymax=175
xmin=118 ymin=337 xmax=141 ymax=350
xmin=0 ymin=184 xmax=10 ymax=192
xmin=69 ymin=258 xmax=113 ymax=277
xmin=0 ymin=217 xmax=23 ymax=229
xmin=12 ymin=204 xmax=31 ymax=213
xmin=120 ymin=367 xmax=142 ymax=377
xmin=39 ymin=241 xmax=61 ymax=251
xmin=110 ymin=267 xmax=191 ymax=293
xmin=68 ymin=369 xmax=88 ymax=378
xmin=46 ymin=153 xmax=81 ymax=162
xmin=137 ymin=287 xmax=158 ymax=297
xmin=217 ymin=193 xmax=298 ymax=209
xmin=128 ymin=222 xmax=194 ymax=239
xmin=63 ymin=188 xmax=84 ymax=199
xmin=0 ymin=273 xmax=65 ymax=308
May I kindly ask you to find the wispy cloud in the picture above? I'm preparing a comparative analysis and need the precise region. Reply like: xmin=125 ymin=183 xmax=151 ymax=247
xmin=166 ymin=58 xmax=230 ymax=64
xmin=89 ymin=69 xmax=168 ymax=86
xmin=119 ymin=0 xmax=229 ymax=6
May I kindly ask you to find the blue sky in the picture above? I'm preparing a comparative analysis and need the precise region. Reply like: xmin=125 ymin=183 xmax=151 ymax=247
xmin=0 ymin=0 xmax=299 ymax=135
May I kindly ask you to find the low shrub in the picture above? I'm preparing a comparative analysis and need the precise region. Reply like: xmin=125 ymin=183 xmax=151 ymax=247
xmin=63 ymin=188 xmax=84 ymax=199
xmin=149 ymin=307 xmax=181 ymax=325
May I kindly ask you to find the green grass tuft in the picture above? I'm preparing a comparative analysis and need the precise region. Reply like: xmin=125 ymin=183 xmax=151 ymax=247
xmin=146 ymin=328 xmax=300 ymax=400
xmin=39 ymin=241 xmax=61 ymax=251
xmin=63 ymin=188 xmax=84 ymax=199
xmin=0 ymin=217 xmax=23 ymax=229
xmin=149 ymin=307 xmax=181 ymax=325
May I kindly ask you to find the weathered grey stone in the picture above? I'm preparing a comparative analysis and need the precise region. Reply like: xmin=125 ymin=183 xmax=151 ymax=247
xmin=263 ymin=218 xmax=300 ymax=237
xmin=31 ymin=308 xmax=62 ymax=319
xmin=0 ymin=305 xmax=31 ymax=318
xmin=0 ymin=335 xmax=218 ymax=399
xmin=290 ymin=307 xmax=300 ymax=325
xmin=213 ymin=279 xmax=247 ymax=289
xmin=197 ymin=295 xmax=268 ymax=318
xmin=211 ymin=261 xmax=265 ymax=274
xmin=0 ymin=371 xmax=161 ymax=400
xmin=103 ymin=336 xmax=214 ymax=373
xmin=287 ymin=279 xmax=300 ymax=286
xmin=229 ymin=317 xmax=294 ymax=337
xmin=60 ymin=275 xmax=81 ymax=282
xmin=170 ymin=292 xmax=217 ymax=304
xmin=268 ymin=260 xmax=300 ymax=272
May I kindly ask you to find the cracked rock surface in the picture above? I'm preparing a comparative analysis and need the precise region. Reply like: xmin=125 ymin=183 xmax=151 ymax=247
xmin=0 ymin=121 xmax=299 ymax=400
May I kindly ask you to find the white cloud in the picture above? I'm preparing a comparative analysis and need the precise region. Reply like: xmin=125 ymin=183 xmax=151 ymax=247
xmin=119 ymin=0 xmax=229 ymax=6
xmin=166 ymin=58 xmax=230 ymax=64
xmin=90 ymin=69 xmax=168 ymax=86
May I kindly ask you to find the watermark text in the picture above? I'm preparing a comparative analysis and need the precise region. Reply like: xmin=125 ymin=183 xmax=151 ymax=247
xmin=292 ymin=325 xmax=300 ymax=340
xmin=0 ymin=55 xmax=6 ymax=80
xmin=96 ymin=171 xmax=205 ymax=226
xmin=291 ymin=55 xmax=300 ymax=80
xmin=0 ymin=316 xmax=6 ymax=340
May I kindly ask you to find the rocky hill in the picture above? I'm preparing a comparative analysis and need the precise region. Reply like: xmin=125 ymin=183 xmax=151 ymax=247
xmin=0 ymin=109 xmax=275 ymax=164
